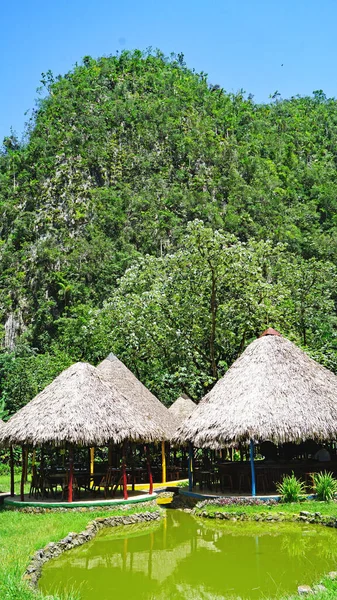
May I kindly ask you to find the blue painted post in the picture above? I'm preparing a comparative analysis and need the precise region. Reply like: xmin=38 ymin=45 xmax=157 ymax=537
xmin=250 ymin=440 xmax=256 ymax=497
xmin=188 ymin=443 xmax=193 ymax=491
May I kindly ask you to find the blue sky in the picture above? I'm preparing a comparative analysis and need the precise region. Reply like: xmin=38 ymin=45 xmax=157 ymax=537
xmin=1 ymin=0 xmax=336 ymax=141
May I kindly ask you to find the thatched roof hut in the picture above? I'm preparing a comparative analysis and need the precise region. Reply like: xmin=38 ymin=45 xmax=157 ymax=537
xmin=97 ymin=353 xmax=174 ymax=441
xmin=175 ymin=329 xmax=337 ymax=448
xmin=168 ymin=395 xmax=196 ymax=438
xmin=0 ymin=362 xmax=138 ymax=447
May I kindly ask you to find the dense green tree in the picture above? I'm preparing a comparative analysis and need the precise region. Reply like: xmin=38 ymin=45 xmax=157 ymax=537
xmin=2 ymin=50 xmax=337 ymax=411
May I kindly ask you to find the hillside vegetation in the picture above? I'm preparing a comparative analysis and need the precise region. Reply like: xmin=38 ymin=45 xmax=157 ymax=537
xmin=1 ymin=49 xmax=337 ymax=410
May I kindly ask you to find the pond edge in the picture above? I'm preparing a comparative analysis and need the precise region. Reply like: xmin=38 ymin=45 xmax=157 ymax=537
xmin=24 ymin=507 xmax=163 ymax=589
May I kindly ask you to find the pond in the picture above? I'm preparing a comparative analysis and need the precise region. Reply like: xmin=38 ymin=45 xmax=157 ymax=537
xmin=39 ymin=510 xmax=337 ymax=600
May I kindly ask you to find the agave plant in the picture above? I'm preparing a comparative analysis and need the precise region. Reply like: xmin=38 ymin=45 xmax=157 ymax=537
xmin=312 ymin=471 xmax=337 ymax=502
xmin=276 ymin=472 xmax=306 ymax=502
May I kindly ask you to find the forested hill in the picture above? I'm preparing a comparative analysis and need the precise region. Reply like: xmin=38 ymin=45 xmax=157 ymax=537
xmin=1 ymin=49 xmax=337 ymax=412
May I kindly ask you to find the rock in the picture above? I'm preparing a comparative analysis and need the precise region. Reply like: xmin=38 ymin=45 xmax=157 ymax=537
xmin=328 ymin=571 xmax=337 ymax=579
xmin=312 ymin=584 xmax=327 ymax=593
xmin=298 ymin=584 xmax=313 ymax=595
xmin=300 ymin=511 xmax=311 ymax=517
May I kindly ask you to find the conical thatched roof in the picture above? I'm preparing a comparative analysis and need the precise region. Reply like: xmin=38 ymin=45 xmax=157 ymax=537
xmin=168 ymin=395 xmax=196 ymax=437
xmin=0 ymin=363 xmax=138 ymax=447
xmin=175 ymin=331 xmax=337 ymax=448
xmin=97 ymin=353 xmax=174 ymax=441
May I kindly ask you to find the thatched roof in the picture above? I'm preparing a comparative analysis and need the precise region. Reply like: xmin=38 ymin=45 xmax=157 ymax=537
xmin=174 ymin=331 xmax=337 ymax=448
xmin=168 ymin=395 xmax=196 ymax=437
xmin=0 ymin=363 xmax=139 ymax=447
xmin=97 ymin=353 xmax=174 ymax=441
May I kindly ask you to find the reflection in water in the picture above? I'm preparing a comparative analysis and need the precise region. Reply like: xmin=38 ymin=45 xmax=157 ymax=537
xmin=39 ymin=511 xmax=337 ymax=600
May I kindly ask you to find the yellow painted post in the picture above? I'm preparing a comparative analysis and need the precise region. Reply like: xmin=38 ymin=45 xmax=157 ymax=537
xmin=90 ymin=447 xmax=95 ymax=488
xmin=161 ymin=441 xmax=166 ymax=484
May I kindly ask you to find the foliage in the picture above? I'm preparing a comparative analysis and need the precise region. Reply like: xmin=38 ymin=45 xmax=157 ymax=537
xmin=196 ymin=497 xmax=278 ymax=509
xmin=95 ymin=222 xmax=337 ymax=401
xmin=276 ymin=473 xmax=307 ymax=503
xmin=2 ymin=51 xmax=337 ymax=410
xmin=312 ymin=471 xmax=337 ymax=502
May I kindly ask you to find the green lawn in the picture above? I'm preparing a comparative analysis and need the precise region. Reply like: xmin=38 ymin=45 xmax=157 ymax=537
xmin=195 ymin=499 xmax=337 ymax=518
xmin=0 ymin=473 xmax=30 ymax=496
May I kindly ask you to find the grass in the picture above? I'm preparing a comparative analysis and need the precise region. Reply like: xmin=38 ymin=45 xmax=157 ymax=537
xmin=195 ymin=499 xmax=337 ymax=518
xmin=0 ymin=502 xmax=159 ymax=600
xmin=0 ymin=473 xmax=31 ymax=496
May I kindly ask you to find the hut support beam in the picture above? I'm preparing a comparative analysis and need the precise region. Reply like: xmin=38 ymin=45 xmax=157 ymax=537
xmin=188 ymin=443 xmax=193 ymax=492
xmin=90 ymin=447 xmax=94 ymax=488
xmin=10 ymin=446 xmax=15 ymax=497
xmin=68 ymin=445 xmax=74 ymax=503
xmin=122 ymin=442 xmax=128 ymax=500
xmin=250 ymin=440 xmax=256 ymax=496
xmin=20 ymin=446 xmax=26 ymax=501
xmin=161 ymin=441 xmax=166 ymax=484
xmin=146 ymin=446 xmax=153 ymax=495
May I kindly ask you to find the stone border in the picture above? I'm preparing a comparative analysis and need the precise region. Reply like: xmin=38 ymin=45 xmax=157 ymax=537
xmin=5 ymin=498 xmax=157 ymax=514
xmin=24 ymin=509 xmax=163 ymax=589
xmin=194 ymin=508 xmax=337 ymax=526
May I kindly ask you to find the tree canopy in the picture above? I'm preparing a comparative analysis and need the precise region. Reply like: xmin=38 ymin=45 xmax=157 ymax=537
xmin=2 ymin=50 xmax=337 ymax=411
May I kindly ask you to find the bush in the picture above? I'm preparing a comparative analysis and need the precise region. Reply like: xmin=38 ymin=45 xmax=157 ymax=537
xmin=312 ymin=471 xmax=337 ymax=501
xmin=276 ymin=472 xmax=306 ymax=502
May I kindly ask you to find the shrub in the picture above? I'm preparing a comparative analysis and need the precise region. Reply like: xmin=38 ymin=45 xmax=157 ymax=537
xmin=312 ymin=471 xmax=337 ymax=502
xmin=195 ymin=497 xmax=278 ymax=509
xmin=276 ymin=472 xmax=306 ymax=502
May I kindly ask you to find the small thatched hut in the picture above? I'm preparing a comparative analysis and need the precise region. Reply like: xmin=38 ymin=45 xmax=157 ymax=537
xmin=97 ymin=353 xmax=175 ymax=483
xmin=0 ymin=362 xmax=170 ymax=501
xmin=97 ymin=353 xmax=174 ymax=441
xmin=0 ymin=363 xmax=133 ymax=448
xmin=168 ymin=395 xmax=196 ymax=439
xmin=175 ymin=329 xmax=337 ymax=494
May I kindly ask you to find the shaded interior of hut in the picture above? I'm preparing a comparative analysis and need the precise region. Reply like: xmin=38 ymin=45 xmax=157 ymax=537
xmin=15 ymin=442 xmax=191 ymax=502
xmin=189 ymin=440 xmax=337 ymax=494
xmin=12 ymin=437 xmax=337 ymax=502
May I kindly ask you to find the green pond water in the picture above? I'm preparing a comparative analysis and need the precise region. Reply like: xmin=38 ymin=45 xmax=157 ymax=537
xmin=39 ymin=510 xmax=337 ymax=600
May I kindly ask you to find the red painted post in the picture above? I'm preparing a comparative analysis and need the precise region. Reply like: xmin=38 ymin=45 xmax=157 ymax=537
xmin=122 ymin=442 xmax=128 ymax=500
xmin=68 ymin=445 xmax=74 ymax=503
xmin=146 ymin=446 xmax=153 ymax=495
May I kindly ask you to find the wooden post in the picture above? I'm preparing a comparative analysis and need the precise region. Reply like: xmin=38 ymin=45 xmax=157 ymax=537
xmin=68 ymin=445 xmax=74 ymax=503
xmin=108 ymin=443 xmax=113 ymax=466
xmin=188 ymin=443 xmax=193 ymax=492
xmin=146 ymin=446 xmax=153 ymax=495
xmin=122 ymin=442 xmax=128 ymax=500
xmin=250 ymin=440 xmax=256 ymax=497
xmin=20 ymin=446 xmax=25 ymax=502
xmin=24 ymin=447 xmax=29 ymax=483
xmin=10 ymin=446 xmax=15 ymax=497
xmin=161 ymin=441 xmax=166 ymax=484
